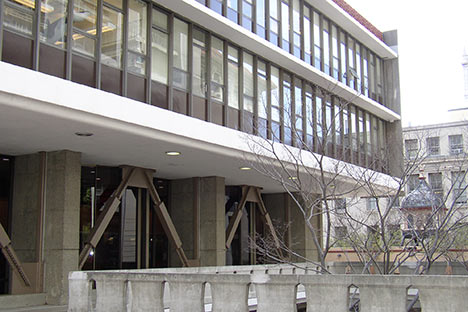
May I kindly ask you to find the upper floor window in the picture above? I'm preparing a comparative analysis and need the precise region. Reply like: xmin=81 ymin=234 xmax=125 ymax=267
xmin=426 ymin=137 xmax=440 ymax=156
xmin=334 ymin=198 xmax=346 ymax=212
xmin=449 ymin=134 xmax=463 ymax=155
xmin=407 ymin=174 xmax=419 ymax=193
xmin=452 ymin=171 xmax=467 ymax=204
xmin=428 ymin=172 xmax=443 ymax=198
xmin=405 ymin=139 xmax=418 ymax=159
xmin=367 ymin=197 xmax=377 ymax=209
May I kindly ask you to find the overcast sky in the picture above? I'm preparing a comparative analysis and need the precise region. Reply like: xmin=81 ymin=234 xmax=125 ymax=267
xmin=344 ymin=0 xmax=468 ymax=127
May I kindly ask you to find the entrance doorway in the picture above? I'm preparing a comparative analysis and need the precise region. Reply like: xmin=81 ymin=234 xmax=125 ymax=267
xmin=80 ymin=166 xmax=168 ymax=270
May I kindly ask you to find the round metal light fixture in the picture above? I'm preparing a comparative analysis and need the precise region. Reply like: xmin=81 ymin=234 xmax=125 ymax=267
xmin=75 ymin=132 xmax=94 ymax=137
xmin=165 ymin=151 xmax=181 ymax=156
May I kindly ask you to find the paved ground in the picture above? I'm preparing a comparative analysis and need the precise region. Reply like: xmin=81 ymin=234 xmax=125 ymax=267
xmin=0 ymin=305 xmax=67 ymax=312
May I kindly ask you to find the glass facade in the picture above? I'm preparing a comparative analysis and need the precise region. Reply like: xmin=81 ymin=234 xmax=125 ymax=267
xmin=0 ymin=0 xmax=390 ymax=172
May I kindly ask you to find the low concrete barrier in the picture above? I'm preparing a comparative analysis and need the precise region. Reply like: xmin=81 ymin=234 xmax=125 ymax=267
xmin=68 ymin=265 xmax=468 ymax=312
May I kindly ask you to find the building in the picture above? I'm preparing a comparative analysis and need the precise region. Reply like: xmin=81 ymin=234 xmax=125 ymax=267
xmin=0 ymin=0 xmax=401 ymax=306
xmin=403 ymin=121 xmax=468 ymax=208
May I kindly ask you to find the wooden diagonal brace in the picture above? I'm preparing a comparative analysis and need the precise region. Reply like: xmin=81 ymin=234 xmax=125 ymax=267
xmin=0 ymin=223 xmax=31 ymax=287
xmin=78 ymin=167 xmax=136 ymax=269
xmin=225 ymin=186 xmax=251 ymax=249
xmin=144 ymin=171 xmax=190 ymax=267
xmin=254 ymin=188 xmax=284 ymax=258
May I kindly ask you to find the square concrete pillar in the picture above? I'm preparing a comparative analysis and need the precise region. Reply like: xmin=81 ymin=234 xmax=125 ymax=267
xmin=169 ymin=177 xmax=225 ymax=267
xmin=263 ymin=193 xmax=321 ymax=262
xmin=11 ymin=151 xmax=81 ymax=305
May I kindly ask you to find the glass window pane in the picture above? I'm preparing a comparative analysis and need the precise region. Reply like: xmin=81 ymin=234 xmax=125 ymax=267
xmin=269 ymin=0 xmax=277 ymax=19
xmin=152 ymin=8 xmax=167 ymax=31
xmin=211 ymin=36 xmax=224 ymax=102
xmin=257 ymin=60 xmax=268 ymax=119
xmin=128 ymin=0 xmax=147 ymax=55
xmin=151 ymin=28 xmax=168 ymax=84
xmin=243 ymin=52 xmax=254 ymax=112
xmin=173 ymin=18 xmax=188 ymax=72
xmin=40 ymin=0 xmax=68 ymax=47
xmin=101 ymin=6 xmax=123 ymax=68
xmin=256 ymin=0 xmax=265 ymax=27
xmin=295 ymin=79 xmax=302 ymax=131
xmin=127 ymin=51 xmax=145 ymax=74
xmin=72 ymin=32 xmax=95 ymax=57
xmin=271 ymin=66 xmax=280 ymax=122
xmin=193 ymin=29 xmax=207 ymax=98
xmin=323 ymin=19 xmax=330 ymax=75
xmin=228 ymin=46 xmax=239 ymax=108
xmin=340 ymin=31 xmax=346 ymax=82
xmin=3 ymin=3 xmax=34 ymax=36
xmin=316 ymin=96 xmax=322 ymax=140
xmin=313 ymin=11 xmax=321 ymax=69
xmin=281 ymin=0 xmax=289 ymax=50
xmin=73 ymin=0 xmax=97 ymax=34
xmin=283 ymin=73 xmax=291 ymax=127
xmin=105 ymin=0 xmax=122 ymax=9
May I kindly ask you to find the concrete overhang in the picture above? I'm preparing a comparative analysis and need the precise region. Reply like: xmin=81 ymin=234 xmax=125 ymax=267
xmin=0 ymin=61 xmax=398 ymax=194
xmin=155 ymin=0 xmax=400 ymax=123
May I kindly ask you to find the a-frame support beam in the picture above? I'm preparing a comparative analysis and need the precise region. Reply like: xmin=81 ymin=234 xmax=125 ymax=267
xmin=79 ymin=166 xmax=190 ymax=269
xmin=225 ymin=186 xmax=283 ymax=258
xmin=0 ymin=222 xmax=31 ymax=287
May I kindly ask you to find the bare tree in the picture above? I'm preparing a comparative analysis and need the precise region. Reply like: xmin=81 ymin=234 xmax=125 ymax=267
xmin=245 ymin=84 xmax=468 ymax=281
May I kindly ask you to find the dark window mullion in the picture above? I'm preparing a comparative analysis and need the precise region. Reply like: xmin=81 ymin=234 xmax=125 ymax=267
xmin=278 ymin=68 xmax=284 ymax=142
xmin=122 ymin=0 xmax=129 ymax=96
xmin=0 ymin=0 xmax=4 ymax=61
xmin=66 ymin=0 xmax=74 ymax=80
xmin=253 ymin=55 xmax=258 ymax=135
xmin=187 ymin=24 xmax=193 ymax=116
xmin=222 ymin=40 xmax=228 ymax=125
xmin=32 ymin=0 xmax=41 ymax=70
xmin=145 ymin=4 xmax=152 ymax=104
xmin=266 ymin=62 xmax=272 ymax=139
xmin=96 ymin=0 xmax=103 ymax=89
xmin=299 ymin=0 xmax=304 ymax=61
xmin=206 ymin=32 xmax=212 ymax=121
xmin=238 ymin=49 xmax=244 ymax=130
xmin=311 ymin=85 xmax=317 ymax=153
xmin=167 ymin=13 xmax=174 ymax=110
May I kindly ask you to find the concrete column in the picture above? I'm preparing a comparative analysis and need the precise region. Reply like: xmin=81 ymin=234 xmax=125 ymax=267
xmin=11 ymin=150 xmax=81 ymax=304
xmin=263 ymin=193 xmax=320 ymax=262
xmin=169 ymin=177 xmax=225 ymax=267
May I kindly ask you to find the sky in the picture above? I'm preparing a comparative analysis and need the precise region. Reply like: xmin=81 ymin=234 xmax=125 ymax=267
xmin=344 ymin=0 xmax=468 ymax=127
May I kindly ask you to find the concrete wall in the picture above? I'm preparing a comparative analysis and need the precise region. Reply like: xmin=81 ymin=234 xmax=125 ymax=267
xmin=383 ymin=30 xmax=403 ymax=178
xmin=69 ymin=265 xmax=468 ymax=312
xmin=169 ymin=177 xmax=225 ymax=267
xmin=263 ymin=193 xmax=321 ymax=262
xmin=11 ymin=151 xmax=81 ymax=305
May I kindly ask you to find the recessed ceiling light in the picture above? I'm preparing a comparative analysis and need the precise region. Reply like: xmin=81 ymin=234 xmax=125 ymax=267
xmin=75 ymin=132 xmax=94 ymax=137
xmin=1 ymin=158 xmax=10 ymax=162
xmin=165 ymin=151 xmax=181 ymax=156
xmin=239 ymin=166 xmax=251 ymax=171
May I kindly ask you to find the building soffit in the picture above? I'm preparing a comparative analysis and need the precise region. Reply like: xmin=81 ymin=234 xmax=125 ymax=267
xmin=0 ymin=62 xmax=398 ymax=194
xmin=154 ymin=0 xmax=400 ymax=122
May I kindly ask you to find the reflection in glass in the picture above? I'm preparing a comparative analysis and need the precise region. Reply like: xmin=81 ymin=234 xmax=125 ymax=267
xmin=211 ymin=37 xmax=224 ymax=102
xmin=128 ymin=0 xmax=147 ymax=55
xmin=313 ymin=11 xmax=321 ymax=70
xmin=228 ymin=46 xmax=239 ymax=108
xmin=151 ymin=28 xmax=168 ymax=84
xmin=101 ymin=6 xmax=123 ymax=68
xmin=243 ymin=52 xmax=254 ymax=112
xmin=72 ymin=31 xmax=95 ymax=57
xmin=40 ymin=0 xmax=68 ymax=48
xmin=127 ymin=52 xmax=145 ymax=74
xmin=257 ymin=60 xmax=268 ymax=119
xmin=173 ymin=18 xmax=188 ymax=89
xmin=281 ymin=0 xmax=289 ymax=51
xmin=73 ymin=0 xmax=97 ymax=33
xmin=192 ymin=29 xmax=207 ymax=98
xmin=3 ymin=3 xmax=34 ymax=36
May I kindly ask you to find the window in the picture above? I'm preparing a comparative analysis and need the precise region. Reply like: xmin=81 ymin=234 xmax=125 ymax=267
xmin=172 ymin=18 xmax=189 ymax=90
xmin=281 ymin=0 xmax=290 ymax=52
xmin=228 ymin=46 xmax=239 ymax=108
xmin=367 ymin=197 xmax=377 ymax=209
xmin=257 ymin=60 xmax=268 ymax=120
xmin=335 ymin=198 xmax=346 ymax=212
xmin=101 ymin=4 xmax=123 ymax=68
xmin=227 ymin=0 xmax=238 ymax=23
xmin=40 ymin=0 xmax=69 ymax=48
xmin=449 ymin=135 xmax=463 ymax=155
xmin=407 ymin=174 xmax=419 ymax=193
xmin=243 ymin=52 xmax=254 ymax=112
xmin=256 ymin=0 xmax=266 ymax=38
xmin=242 ymin=0 xmax=253 ymax=31
xmin=294 ymin=78 xmax=303 ymax=141
xmin=271 ymin=66 xmax=281 ymax=139
xmin=4 ymin=0 xmax=35 ymax=36
xmin=322 ymin=18 xmax=330 ymax=75
xmin=211 ymin=37 xmax=224 ymax=102
xmin=303 ymin=6 xmax=311 ymax=64
xmin=151 ymin=9 xmax=168 ymax=84
xmin=331 ymin=25 xmax=339 ymax=80
xmin=334 ymin=226 xmax=348 ymax=239
xmin=283 ymin=73 xmax=292 ymax=145
xmin=312 ymin=11 xmax=321 ymax=70
xmin=192 ymin=28 xmax=207 ymax=98
xmin=428 ymin=172 xmax=443 ymax=198
xmin=426 ymin=137 xmax=440 ymax=156
xmin=452 ymin=171 xmax=467 ymax=204
xmin=269 ymin=0 xmax=279 ymax=45
xmin=72 ymin=0 xmax=98 ymax=57
xmin=405 ymin=139 xmax=418 ymax=159
xmin=127 ymin=0 xmax=147 ymax=74
xmin=292 ymin=0 xmax=301 ymax=58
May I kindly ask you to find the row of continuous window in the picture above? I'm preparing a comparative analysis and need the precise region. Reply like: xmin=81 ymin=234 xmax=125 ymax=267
xmin=405 ymin=134 xmax=464 ymax=159
xmin=199 ymin=0 xmax=386 ymax=105
xmin=0 ymin=0 xmax=388 ymax=171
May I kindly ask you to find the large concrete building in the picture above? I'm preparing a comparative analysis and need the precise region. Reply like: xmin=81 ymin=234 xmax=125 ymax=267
xmin=0 ymin=0 xmax=401 ymax=306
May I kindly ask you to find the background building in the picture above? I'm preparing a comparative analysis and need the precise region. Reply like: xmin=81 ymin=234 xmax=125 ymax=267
xmin=0 ymin=0 xmax=401 ymax=307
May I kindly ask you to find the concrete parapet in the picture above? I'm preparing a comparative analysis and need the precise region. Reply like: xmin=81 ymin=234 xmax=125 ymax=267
xmin=68 ymin=266 xmax=468 ymax=312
